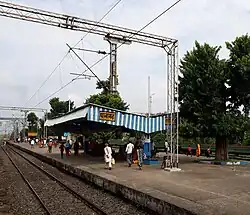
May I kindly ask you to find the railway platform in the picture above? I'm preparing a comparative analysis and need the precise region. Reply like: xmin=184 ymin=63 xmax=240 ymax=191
xmin=9 ymin=141 xmax=250 ymax=215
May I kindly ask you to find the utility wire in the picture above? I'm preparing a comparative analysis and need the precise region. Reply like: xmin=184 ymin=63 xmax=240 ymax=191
xmin=33 ymin=0 xmax=182 ymax=107
xmin=24 ymin=0 xmax=123 ymax=106
xmin=72 ymin=0 xmax=183 ymax=82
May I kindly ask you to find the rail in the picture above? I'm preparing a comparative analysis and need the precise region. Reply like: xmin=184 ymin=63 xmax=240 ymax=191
xmin=4 ymin=145 xmax=108 ymax=215
xmin=1 ymin=145 xmax=52 ymax=215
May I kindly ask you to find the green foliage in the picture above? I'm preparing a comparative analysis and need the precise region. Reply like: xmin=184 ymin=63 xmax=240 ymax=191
xmin=226 ymin=34 xmax=250 ymax=115
xmin=243 ymin=130 xmax=250 ymax=146
xmin=179 ymin=37 xmax=250 ymax=160
xmin=89 ymin=132 xmax=115 ymax=143
xmin=27 ymin=112 xmax=38 ymax=133
xmin=179 ymin=120 xmax=199 ymax=138
xmin=47 ymin=97 xmax=75 ymax=119
xmin=151 ymin=132 xmax=166 ymax=147
xmin=27 ymin=112 xmax=38 ymax=125
xmin=96 ymin=79 xmax=110 ymax=94
xmin=85 ymin=79 xmax=129 ymax=143
xmin=19 ymin=128 xmax=28 ymax=139
xmin=179 ymin=41 xmax=229 ymax=138
xmin=85 ymin=92 xmax=129 ymax=111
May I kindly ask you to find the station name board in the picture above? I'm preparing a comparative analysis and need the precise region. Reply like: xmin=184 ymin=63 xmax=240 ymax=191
xmin=99 ymin=111 xmax=115 ymax=121
xmin=165 ymin=118 xmax=171 ymax=125
xmin=165 ymin=118 xmax=177 ymax=125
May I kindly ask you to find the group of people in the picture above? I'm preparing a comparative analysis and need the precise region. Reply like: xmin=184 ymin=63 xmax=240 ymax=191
xmin=104 ymin=141 xmax=144 ymax=170
xmin=59 ymin=139 xmax=80 ymax=159
xmin=125 ymin=141 xmax=144 ymax=170
xmin=186 ymin=144 xmax=211 ymax=158
xmin=28 ymin=138 xmax=81 ymax=159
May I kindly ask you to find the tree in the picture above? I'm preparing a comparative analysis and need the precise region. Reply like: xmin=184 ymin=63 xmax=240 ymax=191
xmin=179 ymin=41 xmax=233 ymax=160
xmin=85 ymin=92 xmax=129 ymax=111
xmin=151 ymin=132 xmax=166 ymax=147
xmin=86 ymin=78 xmax=129 ymax=111
xmin=47 ymin=97 xmax=75 ymax=119
xmin=96 ymin=79 xmax=110 ymax=94
xmin=27 ymin=112 xmax=38 ymax=133
xmin=27 ymin=112 xmax=38 ymax=125
xmin=37 ymin=118 xmax=45 ymax=138
xmin=226 ymin=34 xmax=250 ymax=116
xmin=85 ymin=79 xmax=129 ymax=143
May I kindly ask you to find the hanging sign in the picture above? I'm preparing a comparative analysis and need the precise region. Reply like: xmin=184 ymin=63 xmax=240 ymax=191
xmin=64 ymin=132 xmax=69 ymax=137
xmin=28 ymin=132 xmax=37 ymax=137
xmin=165 ymin=118 xmax=177 ymax=125
xmin=99 ymin=111 xmax=115 ymax=121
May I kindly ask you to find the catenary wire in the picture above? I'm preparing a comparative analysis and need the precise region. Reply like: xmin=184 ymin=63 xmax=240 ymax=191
xmin=33 ymin=0 xmax=183 ymax=108
xmin=24 ymin=0 xmax=123 ymax=106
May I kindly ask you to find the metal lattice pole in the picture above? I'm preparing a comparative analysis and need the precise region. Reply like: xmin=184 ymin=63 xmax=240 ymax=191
xmin=164 ymin=41 xmax=179 ymax=169
xmin=175 ymin=42 xmax=179 ymax=168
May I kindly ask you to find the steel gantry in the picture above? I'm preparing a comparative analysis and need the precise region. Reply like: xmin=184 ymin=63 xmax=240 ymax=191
xmin=0 ymin=106 xmax=48 ymax=140
xmin=0 ymin=1 xmax=177 ymax=91
xmin=0 ymin=1 xmax=179 ymax=168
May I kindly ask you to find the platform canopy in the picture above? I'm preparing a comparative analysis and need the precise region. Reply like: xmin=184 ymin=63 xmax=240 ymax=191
xmin=44 ymin=103 xmax=166 ymax=134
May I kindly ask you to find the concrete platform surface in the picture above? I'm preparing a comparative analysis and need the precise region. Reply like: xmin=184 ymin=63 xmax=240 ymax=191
xmin=9 ymin=142 xmax=250 ymax=215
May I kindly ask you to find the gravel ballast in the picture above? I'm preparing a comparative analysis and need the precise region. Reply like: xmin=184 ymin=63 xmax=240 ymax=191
xmin=0 ymin=145 xmax=46 ymax=215
xmin=9 ymin=146 xmax=151 ymax=215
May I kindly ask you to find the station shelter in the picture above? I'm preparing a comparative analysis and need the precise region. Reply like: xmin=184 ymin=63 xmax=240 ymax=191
xmin=44 ymin=103 xmax=166 ymax=163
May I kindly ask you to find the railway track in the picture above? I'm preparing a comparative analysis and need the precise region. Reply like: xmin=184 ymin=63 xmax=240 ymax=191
xmin=1 ymin=145 xmax=108 ymax=215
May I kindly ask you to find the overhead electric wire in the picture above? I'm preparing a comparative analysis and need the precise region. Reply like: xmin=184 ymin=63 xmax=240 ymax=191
xmin=33 ymin=0 xmax=183 ymax=108
xmin=24 ymin=0 xmax=123 ymax=106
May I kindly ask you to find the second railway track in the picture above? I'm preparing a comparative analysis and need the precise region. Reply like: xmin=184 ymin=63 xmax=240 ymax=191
xmin=2 ymin=145 xmax=107 ymax=215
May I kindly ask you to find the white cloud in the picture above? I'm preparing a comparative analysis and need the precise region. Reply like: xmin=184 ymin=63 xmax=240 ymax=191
xmin=1 ymin=0 xmax=250 ymax=117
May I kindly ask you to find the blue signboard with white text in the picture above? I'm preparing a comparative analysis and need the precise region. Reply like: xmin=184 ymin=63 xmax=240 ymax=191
xmin=63 ymin=132 xmax=69 ymax=137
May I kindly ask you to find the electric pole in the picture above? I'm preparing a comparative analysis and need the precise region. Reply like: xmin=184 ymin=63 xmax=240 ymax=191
xmin=104 ymin=35 xmax=131 ymax=93
xmin=21 ymin=110 xmax=28 ymax=142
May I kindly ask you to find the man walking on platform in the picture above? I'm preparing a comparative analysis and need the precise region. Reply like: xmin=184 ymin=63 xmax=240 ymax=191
xmin=126 ymin=141 xmax=134 ymax=167
xmin=65 ymin=140 xmax=71 ymax=157
xmin=74 ymin=140 xmax=79 ymax=156
xmin=30 ymin=139 xmax=35 ymax=149
xmin=59 ymin=142 xmax=65 ymax=159
xmin=104 ymin=143 xmax=112 ymax=170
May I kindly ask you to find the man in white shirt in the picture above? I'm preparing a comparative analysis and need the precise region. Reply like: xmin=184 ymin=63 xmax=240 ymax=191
xmin=125 ymin=142 xmax=134 ymax=167
xmin=165 ymin=141 xmax=170 ymax=154
xmin=104 ymin=143 xmax=112 ymax=170
xmin=30 ymin=139 xmax=35 ymax=149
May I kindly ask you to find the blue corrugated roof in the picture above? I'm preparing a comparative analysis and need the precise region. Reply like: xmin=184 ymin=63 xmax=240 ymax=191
xmin=87 ymin=104 xmax=165 ymax=134
xmin=45 ymin=103 xmax=166 ymax=134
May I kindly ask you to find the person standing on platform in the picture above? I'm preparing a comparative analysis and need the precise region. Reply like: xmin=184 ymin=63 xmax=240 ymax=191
xmin=104 ymin=143 xmax=112 ymax=170
xmin=137 ymin=143 xmax=144 ymax=170
xmin=165 ymin=141 xmax=170 ymax=154
xmin=48 ymin=139 xmax=53 ymax=153
xmin=187 ymin=144 xmax=192 ymax=157
xmin=30 ymin=139 xmax=35 ymax=149
xmin=65 ymin=140 xmax=71 ymax=157
xmin=59 ymin=142 xmax=65 ymax=159
xmin=196 ymin=143 xmax=201 ymax=158
xmin=43 ymin=139 xmax=47 ymax=148
xmin=125 ymin=141 xmax=134 ymax=167
xmin=74 ymin=140 xmax=79 ymax=156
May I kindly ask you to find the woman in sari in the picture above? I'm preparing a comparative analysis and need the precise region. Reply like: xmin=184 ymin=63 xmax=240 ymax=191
xmin=196 ymin=143 xmax=201 ymax=157
xmin=137 ymin=143 xmax=144 ymax=170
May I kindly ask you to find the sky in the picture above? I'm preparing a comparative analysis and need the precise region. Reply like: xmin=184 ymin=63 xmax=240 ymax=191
xmin=0 ymin=0 xmax=250 ymax=122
